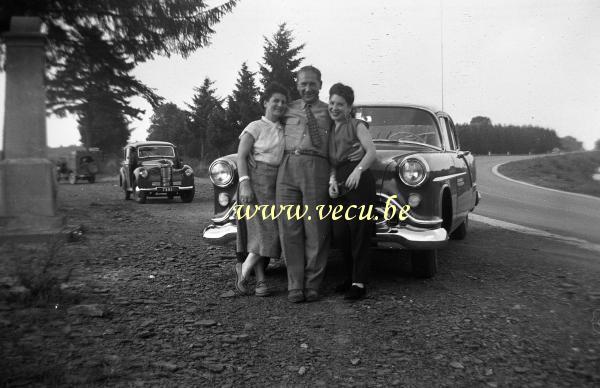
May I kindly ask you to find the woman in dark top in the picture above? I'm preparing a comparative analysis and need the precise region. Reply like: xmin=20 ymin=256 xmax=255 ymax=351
xmin=328 ymin=83 xmax=377 ymax=300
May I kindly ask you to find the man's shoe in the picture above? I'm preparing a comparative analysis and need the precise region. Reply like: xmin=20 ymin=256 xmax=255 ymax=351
xmin=305 ymin=289 xmax=320 ymax=302
xmin=344 ymin=285 xmax=366 ymax=300
xmin=235 ymin=263 xmax=250 ymax=295
xmin=334 ymin=281 xmax=352 ymax=293
xmin=255 ymin=280 xmax=270 ymax=297
xmin=288 ymin=289 xmax=305 ymax=303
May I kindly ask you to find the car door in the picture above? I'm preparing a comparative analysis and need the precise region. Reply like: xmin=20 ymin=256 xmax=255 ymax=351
xmin=443 ymin=116 xmax=474 ymax=219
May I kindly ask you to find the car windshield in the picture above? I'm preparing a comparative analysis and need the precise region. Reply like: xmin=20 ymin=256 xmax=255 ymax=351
xmin=137 ymin=146 xmax=175 ymax=158
xmin=353 ymin=106 xmax=442 ymax=148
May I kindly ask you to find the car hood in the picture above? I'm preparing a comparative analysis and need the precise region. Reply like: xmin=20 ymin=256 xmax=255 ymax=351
xmin=374 ymin=143 xmax=436 ymax=165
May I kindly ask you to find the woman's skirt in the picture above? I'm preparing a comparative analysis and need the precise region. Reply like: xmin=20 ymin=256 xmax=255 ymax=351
xmin=236 ymin=161 xmax=281 ymax=258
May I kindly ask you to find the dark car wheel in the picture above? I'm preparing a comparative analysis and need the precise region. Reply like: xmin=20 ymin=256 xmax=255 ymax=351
xmin=132 ymin=181 xmax=146 ymax=204
xmin=411 ymin=249 xmax=438 ymax=278
xmin=180 ymin=190 xmax=194 ymax=203
xmin=450 ymin=215 xmax=468 ymax=240
xmin=68 ymin=172 xmax=77 ymax=185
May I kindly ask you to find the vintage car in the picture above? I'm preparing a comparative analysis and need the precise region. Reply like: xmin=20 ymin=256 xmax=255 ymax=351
xmin=202 ymin=104 xmax=480 ymax=277
xmin=119 ymin=141 xmax=195 ymax=203
xmin=55 ymin=149 xmax=100 ymax=184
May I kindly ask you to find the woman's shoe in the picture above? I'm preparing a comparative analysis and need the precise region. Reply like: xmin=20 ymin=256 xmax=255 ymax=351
xmin=255 ymin=280 xmax=270 ymax=297
xmin=235 ymin=263 xmax=250 ymax=295
xmin=344 ymin=285 xmax=366 ymax=300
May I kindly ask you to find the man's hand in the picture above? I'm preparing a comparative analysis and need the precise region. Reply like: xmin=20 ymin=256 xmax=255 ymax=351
xmin=329 ymin=181 xmax=339 ymax=199
xmin=347 ymin=142 xmax=365 ymax=161
xmin=239 ymin=180 xmax=255 ymax=204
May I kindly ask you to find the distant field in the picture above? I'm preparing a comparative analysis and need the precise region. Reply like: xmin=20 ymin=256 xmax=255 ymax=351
xmin=497 ymin=151 xmax=600 ymax=198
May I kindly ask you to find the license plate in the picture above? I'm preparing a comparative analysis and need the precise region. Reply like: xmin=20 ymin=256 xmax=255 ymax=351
xmin=159 ymin=187 xmax=176 ymax=192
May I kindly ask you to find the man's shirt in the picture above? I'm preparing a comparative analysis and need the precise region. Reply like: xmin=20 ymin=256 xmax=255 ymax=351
xmin=283 ymin=99 xmax=331 ymax=158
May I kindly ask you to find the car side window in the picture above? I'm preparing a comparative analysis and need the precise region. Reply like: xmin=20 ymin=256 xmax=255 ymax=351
xmin=447 ymin=117 xmax=460 ymax=150
xmin=443 ymin=117 xmax=457 ymax=151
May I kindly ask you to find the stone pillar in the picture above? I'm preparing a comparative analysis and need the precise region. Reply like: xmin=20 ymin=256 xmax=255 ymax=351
xmin=0 ymin=17 xmax=62 ymax=235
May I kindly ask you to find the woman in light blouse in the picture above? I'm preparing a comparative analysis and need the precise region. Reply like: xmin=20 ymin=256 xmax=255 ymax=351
xmin=234 ymin=83 xmax=289 ymax=297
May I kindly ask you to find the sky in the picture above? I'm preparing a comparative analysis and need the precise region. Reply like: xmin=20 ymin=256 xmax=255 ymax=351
xmin=1 ymin=0 xmax=599 ymax=150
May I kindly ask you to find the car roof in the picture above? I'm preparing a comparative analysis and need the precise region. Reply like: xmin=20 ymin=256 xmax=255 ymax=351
xmin=126 ymin=141 xmax=175 ymax=148
xmin=354 ymin=102 xmax=447 ymax=116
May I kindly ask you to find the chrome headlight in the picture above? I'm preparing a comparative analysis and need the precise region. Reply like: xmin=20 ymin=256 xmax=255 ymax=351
xmin=398 ymin=157 xmax=429 ymax=187
xmin=209 ymin=160 xmax=234 ymax=187
xmin=139 ymin=168 xmax=148 ymax=179
xmin=184 ymin=167 xmax=194 ymax=176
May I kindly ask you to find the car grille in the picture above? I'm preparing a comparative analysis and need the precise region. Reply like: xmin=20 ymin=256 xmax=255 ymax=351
xmin=160 ymin=165 xmax=172 ymax=186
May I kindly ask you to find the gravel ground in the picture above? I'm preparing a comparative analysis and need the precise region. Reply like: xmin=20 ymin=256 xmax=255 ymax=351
xmin=1 ymin=177 xmax=599 ymax=387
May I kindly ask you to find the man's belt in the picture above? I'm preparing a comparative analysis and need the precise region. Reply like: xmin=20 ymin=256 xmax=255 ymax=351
xmin=284 ymin=149 xmax=328 ymax=160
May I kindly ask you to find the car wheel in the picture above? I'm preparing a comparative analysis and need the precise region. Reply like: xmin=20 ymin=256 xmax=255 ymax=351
xmin=450 ymin=215 xmax=468 ymax=240
xmin=132 ymin=181 xmax=146 ymax=204
xmin=88 ymin=175 xmax=95 ymax=184
xmin=68 ymin=172 xmax=77 ymax=185
xmin=411 ymin=249 xmax=438 ymax=278
xmin=180 ymin=190 xmax=194 ymax=203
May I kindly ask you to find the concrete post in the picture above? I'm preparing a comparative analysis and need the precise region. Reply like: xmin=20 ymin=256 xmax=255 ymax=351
xmin=0 ymin=17 xmax=63 ymax=236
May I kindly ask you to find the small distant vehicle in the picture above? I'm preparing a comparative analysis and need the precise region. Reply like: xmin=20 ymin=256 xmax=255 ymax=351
xmin=119 ymin=141 xmax=195 ymax=204
xmin=56 ymin=150 xmax=99 ymax=184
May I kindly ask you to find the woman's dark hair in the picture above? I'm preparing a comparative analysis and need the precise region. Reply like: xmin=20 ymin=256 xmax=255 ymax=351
xmin=329 ymin=82 xmax=354 ymax=106
xmin=261 ymin=82 xmax=290 ymax=105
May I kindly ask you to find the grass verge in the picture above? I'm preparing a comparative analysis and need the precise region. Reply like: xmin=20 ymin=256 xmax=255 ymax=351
xmin=497 ymin=151 xmax=600 ymax=198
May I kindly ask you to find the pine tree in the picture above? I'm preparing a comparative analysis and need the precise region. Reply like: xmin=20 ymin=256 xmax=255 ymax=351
xmin=259 ymin=23 xmax=305 ymax=100
xmin=47 ymin=27 xmax=162 ymax=153
xmin=226 ymin=62 xmax=263 ymax=143
xmin=147 ymin=103 xmax=193 ymax=155
xmin=187 ymin=78 xmax=224 ymax=160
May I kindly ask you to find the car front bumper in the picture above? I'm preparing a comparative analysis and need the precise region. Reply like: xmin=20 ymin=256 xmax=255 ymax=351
xmin=201 ymin=220 xmax=448 ymax=250
xmin=138 ymin=185 xmax=194 ymax=193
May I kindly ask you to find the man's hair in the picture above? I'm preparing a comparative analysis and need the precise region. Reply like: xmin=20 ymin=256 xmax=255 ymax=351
xmin=329 ymin=82 xmax=354 ymax=106
xmin=261 ymin=82 xmax=290 ymax=105
xmin=297 ymin=65 xmax=322 ymax=83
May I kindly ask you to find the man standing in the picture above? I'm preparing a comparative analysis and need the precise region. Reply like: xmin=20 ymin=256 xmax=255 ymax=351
xmin=276 ymin=65 xmax=332 ymax=303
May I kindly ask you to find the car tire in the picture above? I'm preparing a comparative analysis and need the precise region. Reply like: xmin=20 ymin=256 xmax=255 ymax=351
xmin=450 ymin=215 xmax=468 ymax=240
xmin=411 ymin=249 xmax=438 ymax=278
xmin=68 ymin=172 xmax=77 ymax=185
xmin=180 ymin=190 xmax=194 ymax=203
xmin=132 ymin=181 xmax=146 ymax=204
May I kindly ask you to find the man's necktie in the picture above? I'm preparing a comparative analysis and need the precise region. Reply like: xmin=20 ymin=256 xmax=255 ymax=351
xmin=305 ymin=105 xmax=322 ymax=148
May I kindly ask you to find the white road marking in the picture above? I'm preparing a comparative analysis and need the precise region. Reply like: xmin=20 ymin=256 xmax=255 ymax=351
xmin=470 ymin=213 xmax=600 ymax=254
xmin=492 ymin=163 xmax=600 ymax=202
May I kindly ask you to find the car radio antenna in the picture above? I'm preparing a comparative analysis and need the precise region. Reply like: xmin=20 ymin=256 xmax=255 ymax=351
xmin=440 ymin=0 xmax=444 ymax=111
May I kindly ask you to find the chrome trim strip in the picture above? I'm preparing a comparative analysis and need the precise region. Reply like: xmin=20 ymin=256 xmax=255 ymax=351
xmin=377 ymin=193 xmax=442 ymax=226
xmin=432 ymin=172 xmax=467 ymax=182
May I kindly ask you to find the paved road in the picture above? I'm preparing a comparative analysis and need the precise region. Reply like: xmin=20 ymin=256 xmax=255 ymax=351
xmin=473 ymin=155 xmax=600 ymax=245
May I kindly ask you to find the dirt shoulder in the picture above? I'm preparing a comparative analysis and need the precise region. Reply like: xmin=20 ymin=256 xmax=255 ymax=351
xmin=1 ymin=179 xmax=599 ymax=386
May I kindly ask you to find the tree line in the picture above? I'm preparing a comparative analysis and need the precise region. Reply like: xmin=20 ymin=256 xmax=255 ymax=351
xmin=456 ymin=116 xmax=584 ymax=154
xmin=146 ymin=24 xmax=303 ymax=161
